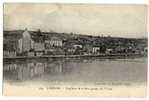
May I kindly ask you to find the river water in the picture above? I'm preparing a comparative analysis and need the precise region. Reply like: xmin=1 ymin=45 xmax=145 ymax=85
xmin=3 ymin=57 xmax=147 ymax=84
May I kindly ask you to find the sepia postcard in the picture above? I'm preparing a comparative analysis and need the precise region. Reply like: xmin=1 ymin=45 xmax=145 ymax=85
xmin=3 ymin=3 xmax=148 ymax=97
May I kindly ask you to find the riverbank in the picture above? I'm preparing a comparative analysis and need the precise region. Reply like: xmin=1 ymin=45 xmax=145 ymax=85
xmin=3 ymin=53 xmax=147 ymax=60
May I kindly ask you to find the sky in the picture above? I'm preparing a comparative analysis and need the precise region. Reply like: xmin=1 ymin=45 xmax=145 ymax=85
xmin=4 ymin=3 xmax=148 ymax=38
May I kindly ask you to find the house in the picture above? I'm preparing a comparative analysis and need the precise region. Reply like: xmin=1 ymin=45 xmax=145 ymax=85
xmin=3 ymin=50 xmax=16 ymax=57
xmin=35 ymin=51 xmax=44 ymax=56
xmin=3 ymin=36 xmax=18 ymax=57
xmin=44 ymin=36 xmax=63 ymax=55
xmin=106 ymin=48 xmax=113 ymax=54
xmin=34 ymin=42 xmax=45 ymax=51
xmin=92 ymin=47 xmax=100 ymax=54
xmin=26 ymin=29 xmax=45 ymax=56
xmin=67 ymin=48 xmax=76 ymax=53
xmin=82 ymin=44 xmax=92 ymax=54
xmin=45 ymin=40 xmax=54 ymax=55
xmin=64 ymin=46 xmax=76 ymax=55
xmin=114 ymin=46 xmax=125 ymax=53
xmin=27 ymin=51 xmax=35 ymax=56
xmin=3 ymin=32 xmax=20 ymax=56
xmin=44 ymin=47 xmax=55 ymax=55
xmin=45 ymin=36 xmax=63 ymax=47
xmin=32 ymin=37 xmax=45 ymax=56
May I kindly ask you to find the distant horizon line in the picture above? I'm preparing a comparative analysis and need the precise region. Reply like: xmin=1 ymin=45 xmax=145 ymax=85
xmin=3 ymin=29 xmax=148 ymax=39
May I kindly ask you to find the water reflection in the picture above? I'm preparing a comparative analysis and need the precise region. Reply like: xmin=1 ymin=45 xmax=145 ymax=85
xmin=3 ymin=58 xmax=147 ymax=83
xmin=4 ymin=63 xmax=43 ymax=80
xmin=4 ymin=59 xmax=66 ymax=80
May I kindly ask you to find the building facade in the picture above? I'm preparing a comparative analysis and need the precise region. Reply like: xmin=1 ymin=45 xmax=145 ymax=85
xmin=18 ymin=29 xmax=34 ymax=53
xmin=45 ymin=37 xmax=63 ymax=47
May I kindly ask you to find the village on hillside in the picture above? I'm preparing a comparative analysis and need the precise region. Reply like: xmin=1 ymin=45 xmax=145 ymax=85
xmin=3 ymin=28 xmax=147 ymax=58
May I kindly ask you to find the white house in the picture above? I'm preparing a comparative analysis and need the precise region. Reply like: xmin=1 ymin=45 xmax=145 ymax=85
xmin=92 ymin=47 xmax=100 ymax=53
xmin=45 ymin=37 xmax=62 ymax=47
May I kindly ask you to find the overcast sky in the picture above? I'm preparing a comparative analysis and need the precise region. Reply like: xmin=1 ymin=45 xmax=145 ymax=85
xmin=4 ymin=3 xmax=148 ymax=38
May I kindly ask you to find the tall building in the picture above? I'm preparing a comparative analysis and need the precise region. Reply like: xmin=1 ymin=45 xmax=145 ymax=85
xmin=18 ymin=28 xmax=34 ymax=53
